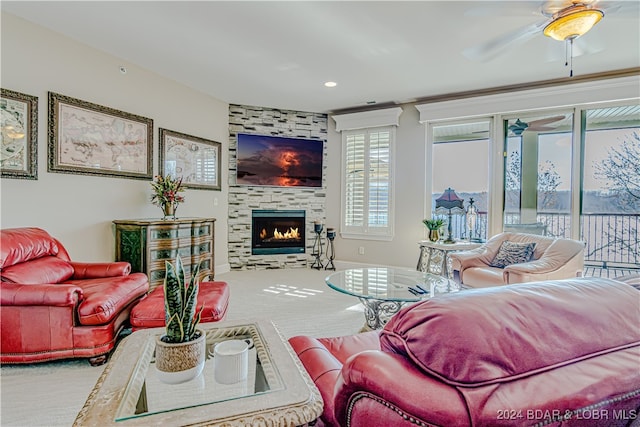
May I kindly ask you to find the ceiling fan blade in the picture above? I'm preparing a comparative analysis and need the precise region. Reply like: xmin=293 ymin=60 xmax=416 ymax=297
xmin=527 ymin=115 xmax=566 ymax=127
xmin=464 ymin=2 xmax=545 ymax=17
xmin=544 ymin=33 xmax=604 ymax=62
xmin=526 ymin=125 xmax=557 ymax=131
xmin=596 ymin=1 xmax=640 ymax=17
xmin=463 ymin=20 xmax=547 ymax=62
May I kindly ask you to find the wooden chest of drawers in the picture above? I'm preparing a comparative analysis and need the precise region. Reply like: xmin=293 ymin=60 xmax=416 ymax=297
xmin=114 ymin=217 xmax=216 ymax=291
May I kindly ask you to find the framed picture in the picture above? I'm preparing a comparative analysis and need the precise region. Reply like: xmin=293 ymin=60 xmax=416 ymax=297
xmin=159 ymin=128 xmax=222 ymax=191
xmin=48 ymin=92 xmax=153 ymax=180
xmin=1 ymin=88 xmax=38 ymax=180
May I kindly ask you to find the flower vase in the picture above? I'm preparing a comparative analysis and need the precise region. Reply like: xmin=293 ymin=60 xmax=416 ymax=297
xmin=428 ymin=229 xmax=440 ymax=242
xmin=162 ymin=204 xmax=176 ymax=220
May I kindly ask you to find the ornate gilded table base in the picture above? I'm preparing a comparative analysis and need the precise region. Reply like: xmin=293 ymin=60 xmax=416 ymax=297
xmin=417 ymin=240 xmax=483 ymax=279
xmin=359 ymin=298 xmax=404 ymax=331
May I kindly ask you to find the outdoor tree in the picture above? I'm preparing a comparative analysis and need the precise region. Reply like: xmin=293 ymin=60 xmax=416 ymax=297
xmin=590 ymin=131 xmax=640 ymax=262
xmin=504 ymin=151 xmax=521 ymax=211
xmin=594 ymin=131 xmax=640 ymax=208
xmin=505 ymin=151 xmax=561 ymax=212
xmin=537 ymin=160 xmax=561 ymax=210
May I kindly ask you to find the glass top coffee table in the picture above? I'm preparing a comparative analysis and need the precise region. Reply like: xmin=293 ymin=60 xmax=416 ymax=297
xmin=74 ymin=319 xmax=322 ymax=426
xmin=326 ymin=267 xmax=459 ymax=331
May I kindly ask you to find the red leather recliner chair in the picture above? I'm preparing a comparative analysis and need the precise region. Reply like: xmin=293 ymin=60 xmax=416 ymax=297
xmin=1 ymin=227 xmax=149 ymax=365
xmin=290 ymin=277 xmax=640 ymax=427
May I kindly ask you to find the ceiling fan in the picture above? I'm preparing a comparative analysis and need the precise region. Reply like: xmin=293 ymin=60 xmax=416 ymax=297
xmin=462 ymin=0 xmax=630 ymax=71
xmin=508 ymin=115 xmax=567 ymax=135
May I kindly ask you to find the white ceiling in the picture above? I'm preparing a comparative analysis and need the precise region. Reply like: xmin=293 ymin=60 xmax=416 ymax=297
xmin=2 ymin=1 xmax=639 ymax=114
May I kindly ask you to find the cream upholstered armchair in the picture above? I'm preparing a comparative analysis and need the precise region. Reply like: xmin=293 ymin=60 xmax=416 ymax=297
xmin=450 ymin=232 xmax=585 ymax=288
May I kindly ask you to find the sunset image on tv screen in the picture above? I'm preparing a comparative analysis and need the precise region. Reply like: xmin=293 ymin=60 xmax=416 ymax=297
xmin=236 ymin=133 xmax=323 ymax=187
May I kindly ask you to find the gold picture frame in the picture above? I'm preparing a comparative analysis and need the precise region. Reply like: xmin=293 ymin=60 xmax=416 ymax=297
xmin=48 ymin=92 xmax=153 ymax=180
xmin=1 ymin=88 xmax=38 ymax=180
xmin=159 ymin=128 xmax=222 ymax=191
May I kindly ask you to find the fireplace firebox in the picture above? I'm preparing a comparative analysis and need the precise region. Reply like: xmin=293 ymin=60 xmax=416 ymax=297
xmin=252 ymin=210 xmax=305 ymax=255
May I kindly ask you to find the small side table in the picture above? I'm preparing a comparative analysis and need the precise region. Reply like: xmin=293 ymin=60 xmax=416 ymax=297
xmin=417 ymin=240 xmax=482 ymax=279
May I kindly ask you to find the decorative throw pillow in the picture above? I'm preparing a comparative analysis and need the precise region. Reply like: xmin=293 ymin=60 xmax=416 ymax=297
xmin=489 ymin=241 xmax=536 ymax=268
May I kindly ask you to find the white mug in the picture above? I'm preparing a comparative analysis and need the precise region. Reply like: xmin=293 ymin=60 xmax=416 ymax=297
xmin=213 ymin=339 xmax=252 ymax=384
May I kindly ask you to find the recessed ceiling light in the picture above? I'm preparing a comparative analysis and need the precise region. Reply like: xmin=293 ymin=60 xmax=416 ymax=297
xmin=324 ymin=81 xmax=337 ymax=88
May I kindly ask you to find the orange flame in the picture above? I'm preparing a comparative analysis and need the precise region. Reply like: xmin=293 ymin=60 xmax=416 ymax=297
xmin=273 ymin=227 xmax=300 ymax=240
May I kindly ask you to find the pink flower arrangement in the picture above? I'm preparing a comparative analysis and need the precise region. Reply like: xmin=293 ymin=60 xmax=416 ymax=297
xmin=150 ymin=175 xmax=185 ymax=207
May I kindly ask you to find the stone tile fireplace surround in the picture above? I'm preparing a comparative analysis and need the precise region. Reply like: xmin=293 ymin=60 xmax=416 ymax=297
xmin=228 ymin=105 xmax=328 ymax=270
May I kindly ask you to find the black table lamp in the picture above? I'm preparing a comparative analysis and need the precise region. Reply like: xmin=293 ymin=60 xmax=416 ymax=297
xmin=435 ymin=188 xmax=465 ymax=244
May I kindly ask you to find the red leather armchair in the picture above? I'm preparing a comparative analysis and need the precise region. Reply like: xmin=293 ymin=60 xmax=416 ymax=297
xmin=1 ymin=227 xmax=149 ymax=365
xmin=290 ymin=277 xmax=640 ymax=427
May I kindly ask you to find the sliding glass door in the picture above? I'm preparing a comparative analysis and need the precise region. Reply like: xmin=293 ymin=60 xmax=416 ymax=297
xmin=581 ymin=105 xmax=640 ymax=269
xmin=431 ymin=120 xmax=491 ymax=241
xmin=502 ymin=103 xmax=639 ymax=271
xmin=504 ymin=113 xmax=574 ymax=237
xmin=427 ymin=101 xmax=639 ymax=273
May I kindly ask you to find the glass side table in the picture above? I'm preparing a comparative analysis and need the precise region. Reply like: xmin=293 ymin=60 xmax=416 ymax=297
xmin=325 ymin=267 xmax=459 ymax=331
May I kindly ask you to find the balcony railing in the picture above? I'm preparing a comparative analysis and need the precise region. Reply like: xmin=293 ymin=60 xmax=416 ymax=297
xmin=436 ymin=212 xmax=639 ymax=270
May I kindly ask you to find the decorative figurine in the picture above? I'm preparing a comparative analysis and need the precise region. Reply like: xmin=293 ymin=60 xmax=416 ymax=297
xmin=325 ymin=228 xmax=336 ymax=270
xmin=311 ymin=221 xmax=324 ymax=269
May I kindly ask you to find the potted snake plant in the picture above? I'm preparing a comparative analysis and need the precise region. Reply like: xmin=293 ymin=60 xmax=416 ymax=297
xmin=155 ymin=255 xmax=206 ymax=384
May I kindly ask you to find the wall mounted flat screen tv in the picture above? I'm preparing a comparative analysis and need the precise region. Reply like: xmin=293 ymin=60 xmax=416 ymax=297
xmin=236 ymin=133 xmax=323 ymax=187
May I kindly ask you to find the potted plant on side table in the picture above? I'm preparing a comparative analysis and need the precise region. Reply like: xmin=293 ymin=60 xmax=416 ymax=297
xmin=155 ymin=256 xmax=206 ymax=384
xmin=423 ymin=218 xmax=444 ymax=242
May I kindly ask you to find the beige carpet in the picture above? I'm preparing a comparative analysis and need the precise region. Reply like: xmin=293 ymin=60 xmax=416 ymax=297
xmin=0 ymin=268 xmax=364 ymax=427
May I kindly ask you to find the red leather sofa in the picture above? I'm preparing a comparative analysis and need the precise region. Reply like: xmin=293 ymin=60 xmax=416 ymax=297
xmin=1 ymin=227 xmax=149 ymax=365
xmin=290 ymin=277 xmax=640 ymax=427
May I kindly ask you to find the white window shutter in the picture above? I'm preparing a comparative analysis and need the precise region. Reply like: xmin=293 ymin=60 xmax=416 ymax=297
xmin=368 ymin=130 xmax=390 ymax=228
xmin=345 ymin=133 xmax=365 ymax=227
xmin=341 ymin=127 xmax=394 ymax=240
xmin=334 ymin=107 xmax=401 ymax=241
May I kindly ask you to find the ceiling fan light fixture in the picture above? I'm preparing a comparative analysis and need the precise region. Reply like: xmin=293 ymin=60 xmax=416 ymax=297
xmin=543 ymin=7 xmax=604 ymax=41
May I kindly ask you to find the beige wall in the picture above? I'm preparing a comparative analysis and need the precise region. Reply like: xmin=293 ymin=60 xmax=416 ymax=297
xmin=325 ymin=106 xmax=427 ymax=269
xmin=1 ymin=14 xmax=231 ymax=270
